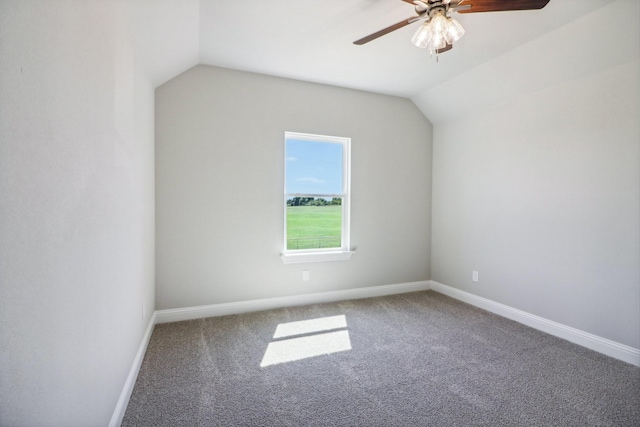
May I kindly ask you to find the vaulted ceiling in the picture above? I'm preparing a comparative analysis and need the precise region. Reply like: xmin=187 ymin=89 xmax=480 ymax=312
xmin=127 ymin=0 xmax=621 ymax=122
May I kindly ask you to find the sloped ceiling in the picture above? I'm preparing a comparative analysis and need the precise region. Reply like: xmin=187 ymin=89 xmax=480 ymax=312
xmin=127 ymin=0 xmax=200 ymax=87
xmin=414 ymin=0 xmax=639 ymax=123
xmin=128 ymin=0 xmax=624 ymax=122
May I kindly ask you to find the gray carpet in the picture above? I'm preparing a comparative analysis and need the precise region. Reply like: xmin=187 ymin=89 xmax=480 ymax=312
xmin=123 ymin=291 xmax=640 ymax=426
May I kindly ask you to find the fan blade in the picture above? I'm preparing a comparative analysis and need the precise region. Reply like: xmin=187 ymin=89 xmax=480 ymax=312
xmin=457 ymin=0 xmax=550 ymax=13
xmin=400 ymin=0 xmax=428 ymax=11
xmin=436 ymin=43 xmax=453 ymax=54
xmin=353 ymin=17 xmax=421 ymax=45
xmin=414 ymin=1 xmax=429 ymax=12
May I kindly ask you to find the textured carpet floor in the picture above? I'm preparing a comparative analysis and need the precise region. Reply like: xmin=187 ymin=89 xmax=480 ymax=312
xmin=123 ymin=291 xmax=639 ymax=426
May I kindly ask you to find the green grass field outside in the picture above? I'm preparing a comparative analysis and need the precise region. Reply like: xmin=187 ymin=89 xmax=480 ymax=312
xmin=286 ymin=205 xmax=342 ymax=250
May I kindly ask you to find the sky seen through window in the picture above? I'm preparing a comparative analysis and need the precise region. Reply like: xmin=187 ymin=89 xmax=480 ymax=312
xmin=285 ymin=139 xmax=343 ymax=195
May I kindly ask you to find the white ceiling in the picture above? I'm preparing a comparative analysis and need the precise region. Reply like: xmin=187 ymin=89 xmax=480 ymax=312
xmin=128 ymin=0 xmax=618 ymax=113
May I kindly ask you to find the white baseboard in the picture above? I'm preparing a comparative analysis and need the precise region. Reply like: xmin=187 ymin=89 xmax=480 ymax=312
xmin=155 ymin=281 xmax=430 ymax=324
xmin=429 ymin=280 xmax=640 ymax=367
xmin=109 ymin=311 xmax=157 ymax=427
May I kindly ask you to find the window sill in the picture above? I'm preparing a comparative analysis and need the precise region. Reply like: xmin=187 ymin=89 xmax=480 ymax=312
xmin=280 ymin=251 xmax=354 ymax=264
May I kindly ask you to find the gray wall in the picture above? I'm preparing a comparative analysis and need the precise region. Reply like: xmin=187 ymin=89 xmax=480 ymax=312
xmin=430 ymin=2 xmax=639 ymax=348
xmin=0 ymin=1 xmax=155 ymax=425
xmin=155 ymin=65 xmax=433 ymax=310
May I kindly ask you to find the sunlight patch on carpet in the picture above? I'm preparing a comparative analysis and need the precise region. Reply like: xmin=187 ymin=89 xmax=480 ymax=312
xmin=261 ymin=315 xmax=351 ymax=367
xmin=273 ymin=315 xmax=347 ymax=338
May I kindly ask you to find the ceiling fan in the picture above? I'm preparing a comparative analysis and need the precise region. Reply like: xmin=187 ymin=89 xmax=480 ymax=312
xmin=353 ymin=0 xmax=551 ymax=55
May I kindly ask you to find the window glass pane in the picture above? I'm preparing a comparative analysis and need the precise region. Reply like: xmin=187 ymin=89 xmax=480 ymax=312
xmin=286 ymin=197 xmax=342 ymax=250
xmin=286 ymin=139 xmax=343 ymax=195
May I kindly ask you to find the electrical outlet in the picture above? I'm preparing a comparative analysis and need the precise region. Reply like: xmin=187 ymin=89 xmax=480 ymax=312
xmin=302 ymin=270 xmax=309 ymax=281
xmin=472 ymin=271 xmax=479 ymax=283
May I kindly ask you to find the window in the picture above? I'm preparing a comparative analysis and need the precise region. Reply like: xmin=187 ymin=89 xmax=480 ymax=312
xmin=281 ymin=132 xmax=352 ymax=264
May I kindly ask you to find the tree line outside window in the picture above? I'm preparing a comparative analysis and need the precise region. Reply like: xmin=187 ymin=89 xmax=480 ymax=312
xmin=287 ymin=197 xmax=342 ymax=207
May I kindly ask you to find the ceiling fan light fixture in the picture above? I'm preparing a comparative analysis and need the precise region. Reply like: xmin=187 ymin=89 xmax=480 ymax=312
xmin=430 ymin=12 xmax=448 ymax=34
xmin=444 ymin=17 xmax=465 ymax=44
xmin=431 ymin=31 xmax=447 ymax=50
xmin=411 ymin=9 xmax=463 ymax=54
xmin=411 ymin=21 xmax=433 ymax=49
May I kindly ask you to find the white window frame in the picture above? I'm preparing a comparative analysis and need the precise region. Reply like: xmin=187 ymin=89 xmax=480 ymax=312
xmin=281 ymin=132 xmax=353 ymax=264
